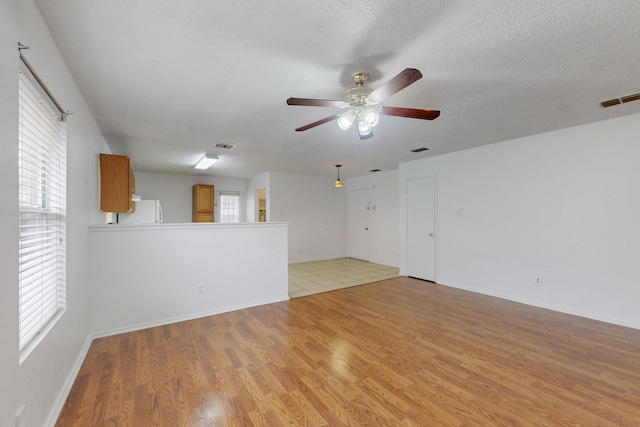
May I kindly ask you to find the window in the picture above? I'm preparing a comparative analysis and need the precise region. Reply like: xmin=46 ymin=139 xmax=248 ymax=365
xmin=219 ymin=192 xmax=242 ymax=223
xmin=18 ymin=58 xmax=67 ymax=358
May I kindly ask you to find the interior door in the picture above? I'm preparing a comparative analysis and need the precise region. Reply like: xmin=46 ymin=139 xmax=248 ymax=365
xmin=256 ymin=187 xmax=266 ymax=222
xmin=349 ymin=188 xmax=370 ymax=261
xmin=407 ymin=177 xmax=436 ymax=281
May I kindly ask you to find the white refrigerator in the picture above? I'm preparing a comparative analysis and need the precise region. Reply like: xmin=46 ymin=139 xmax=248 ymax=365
xmin=118 ymin=200 xmax=163 ymax=224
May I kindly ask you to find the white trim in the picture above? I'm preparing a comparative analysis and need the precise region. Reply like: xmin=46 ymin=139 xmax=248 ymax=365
xmin=89 ymin=221 xmax=289 ymax=232
xmin=90 ymin=295 xmax=290 ymax=338
xmin=43 ymin=336 xmax=93 ymax=427
xmin=19 ymin=310 xmax=65 ymax=364
xmin=433 ymin=279 xmax=640 ymax=331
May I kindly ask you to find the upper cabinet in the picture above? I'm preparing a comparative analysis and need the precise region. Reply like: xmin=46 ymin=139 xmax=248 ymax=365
xmin=193 ymin=184 xmax=214 ymax=222
xmin=100 ymin=153 xmax=135 ymax=213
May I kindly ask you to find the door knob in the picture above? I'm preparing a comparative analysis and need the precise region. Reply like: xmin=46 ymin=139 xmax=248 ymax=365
xmin=428 ymin=232 xmax=434 ymax=237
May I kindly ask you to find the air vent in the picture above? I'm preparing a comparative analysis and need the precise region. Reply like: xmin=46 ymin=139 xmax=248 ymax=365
xmin=214 ymin=143 xmax=236 ymax=150
xmin=411 ymin=147 xmax=429 ymax=153
xmin=600 ymin=99 xmax=621 ymax=108
xmin=370 ymin=169 xmax=381 ymax=173
xmin=621 ymin=93 xmax=640 ymax=103
xmin=601 ymin=92 xmax=640 ymax=108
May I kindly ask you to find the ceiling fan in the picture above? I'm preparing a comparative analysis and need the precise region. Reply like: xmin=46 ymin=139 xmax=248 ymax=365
xmin=286 ymin=68 xmax=440 ymax=139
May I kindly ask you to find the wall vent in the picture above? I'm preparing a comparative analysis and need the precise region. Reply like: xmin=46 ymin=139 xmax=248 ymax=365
xmin=601 ymin=92 xmax=640 ymax=108
xmin=411 ymin=147 xmax=429 ymax=153
xmin=214 ymin=143 xmax=236 ymax=149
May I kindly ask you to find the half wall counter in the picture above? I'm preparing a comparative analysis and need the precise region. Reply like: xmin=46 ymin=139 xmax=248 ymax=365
xmin=89 ymin=222 xmax=289 ymax=336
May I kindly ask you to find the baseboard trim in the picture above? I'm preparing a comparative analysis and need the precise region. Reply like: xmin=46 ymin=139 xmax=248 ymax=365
xmin=432 ymin=279 xmax=640 ymax=331
xmin=44 ymin=335 xmax=93 ymax=427
xmin=90 ymin=294 xmax=291 ymax=339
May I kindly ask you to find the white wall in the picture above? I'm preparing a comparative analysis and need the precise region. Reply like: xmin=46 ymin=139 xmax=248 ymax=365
xmin=0 ymin=1 xmax=106 ymax=426
xmin=399 ymin=112 xmax=640 ymax=329
xmin=346 ymin=170 xmax=400 ymax=267
xmin=89 ymin=223 xmax=289 ymax=335
xmin=269 ymin=172 xmax=347 ymax=263
xmin=133 ymin=171 xmax=247 ymax=223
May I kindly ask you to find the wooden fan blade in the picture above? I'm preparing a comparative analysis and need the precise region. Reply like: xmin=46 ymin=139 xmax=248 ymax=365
xmin=287 ymin=98 xmax=346 ymax=108
xmin=367 ymin=68 xmax=423 ymax=103
xmin=381 ymin=106 xmax=440 ymax=120
xmin=295 ymin=113 xmax=342 ymax=131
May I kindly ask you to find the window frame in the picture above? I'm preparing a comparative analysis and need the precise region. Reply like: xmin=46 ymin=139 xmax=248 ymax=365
xmin=217 ymin=191 xmax=243 ymax=223
xmin=18 ymin=56 xmax=67 ymax=362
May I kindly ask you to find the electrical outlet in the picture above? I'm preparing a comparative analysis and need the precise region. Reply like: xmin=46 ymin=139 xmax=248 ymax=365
xmin=535 ymin=276 xmax=542 ymax=286
xmin=196 ymin=283 xmax=204 ymax=294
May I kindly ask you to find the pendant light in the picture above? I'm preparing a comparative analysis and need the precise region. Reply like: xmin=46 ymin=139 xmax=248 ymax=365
xmin=333 ymin=164 xmax=344 ymax=188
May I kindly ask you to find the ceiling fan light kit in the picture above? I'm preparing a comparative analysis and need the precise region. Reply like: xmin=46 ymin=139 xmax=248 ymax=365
xmin=338 ymin=72 xmax=382 ymax=138
xmin=287 ymin=68 xmax=440 ymax=138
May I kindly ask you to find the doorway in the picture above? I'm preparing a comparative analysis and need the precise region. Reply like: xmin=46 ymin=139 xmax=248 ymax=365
xmin=349 ymin=188 xmax=370 ymax=261
xmin=406 ymin=177 xmax=436 ymax=281
xmin=256 ymin=187 xmax=267 ymax=222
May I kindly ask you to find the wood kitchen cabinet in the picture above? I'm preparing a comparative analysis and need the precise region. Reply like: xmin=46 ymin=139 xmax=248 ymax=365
xmin=100 ymin=153 xmax=135 ymax=213
xmin=193 ymin=184 xmax=214 ymax=222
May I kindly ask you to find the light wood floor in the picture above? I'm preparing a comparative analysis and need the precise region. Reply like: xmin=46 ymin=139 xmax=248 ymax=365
xmin=56 ymin=277 xmax=640 ymax=426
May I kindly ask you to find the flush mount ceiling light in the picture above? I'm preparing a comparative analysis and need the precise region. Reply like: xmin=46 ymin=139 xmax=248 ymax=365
xmin=194 ymin=154 xmax=218 ymax=170
xmin=333 ymin=164 xmax=344 ymax=188
xmin=287 ymin=69 xmax=440 ymax=140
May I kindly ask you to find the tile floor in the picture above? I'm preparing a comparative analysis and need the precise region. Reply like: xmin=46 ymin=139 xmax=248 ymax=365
xmin=288 ymin=258 xmax=400 ymax=298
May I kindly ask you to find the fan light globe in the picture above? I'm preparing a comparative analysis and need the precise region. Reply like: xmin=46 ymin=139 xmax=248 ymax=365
xmin=358 ymin=120 xmax=372 ymax=136
xmin=364 ymin=110 xmax=380 ymax=127
xmin=337 ymin=113 xmax=355 ymax=131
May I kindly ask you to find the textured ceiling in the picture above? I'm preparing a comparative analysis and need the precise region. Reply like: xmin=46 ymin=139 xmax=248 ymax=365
xmin=35 ymin=0 xmax=640 ymax=179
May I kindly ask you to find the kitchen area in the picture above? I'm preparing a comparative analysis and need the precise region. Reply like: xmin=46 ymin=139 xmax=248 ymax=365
xmin=99 ymin=153 xmax=250 ymax=225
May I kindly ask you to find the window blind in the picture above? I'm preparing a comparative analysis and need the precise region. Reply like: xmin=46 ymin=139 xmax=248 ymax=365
xmin=219 ymin=192 xmax=241 ymax=223
xmin=18 ymin=59 xmax=67 ymax=353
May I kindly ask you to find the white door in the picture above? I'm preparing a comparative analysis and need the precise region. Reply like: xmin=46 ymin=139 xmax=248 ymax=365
xmin=407 ymin=177 xmax=436 ymax=281
xmin=349 ymin=188 xmax=370 ymax=261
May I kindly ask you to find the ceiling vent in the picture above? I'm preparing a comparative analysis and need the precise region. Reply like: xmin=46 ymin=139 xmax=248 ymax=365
xmin=214 ymin=142 xmax=236 ymax=149
xmin=621 ymin=93 xmax=640 ymax=103
xmin=601 ymin=92 xmax=640 ymax=108
xmin=411 ymin=147 xmax=429 ymax=153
